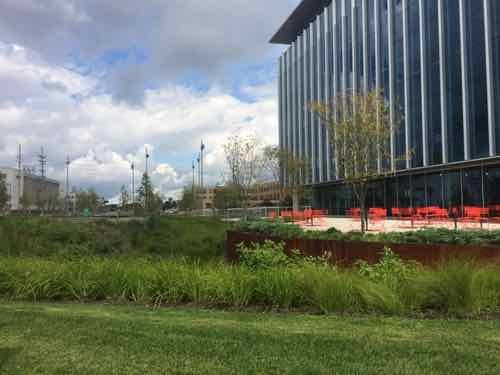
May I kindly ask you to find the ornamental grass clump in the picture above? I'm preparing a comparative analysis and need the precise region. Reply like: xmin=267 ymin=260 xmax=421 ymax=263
xmin=0 ymin=252 xmax=499 ymax=317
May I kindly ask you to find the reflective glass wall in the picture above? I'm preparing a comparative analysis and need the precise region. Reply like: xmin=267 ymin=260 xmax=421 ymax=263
xmin=318 ymin=164 xmax=499 ymax=215
xmin=492 ymin=0 xmax=500 ymax=154
xmin=278 ymin=0 xmax=499 ymax=188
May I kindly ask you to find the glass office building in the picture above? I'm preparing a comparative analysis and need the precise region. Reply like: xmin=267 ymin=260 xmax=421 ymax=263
xmin=272 ymin=0 xmax=500 ymax=214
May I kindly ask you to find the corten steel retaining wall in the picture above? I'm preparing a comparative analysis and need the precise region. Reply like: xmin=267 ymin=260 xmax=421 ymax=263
xmin=226 ymin=231 xmax=500 ymax=266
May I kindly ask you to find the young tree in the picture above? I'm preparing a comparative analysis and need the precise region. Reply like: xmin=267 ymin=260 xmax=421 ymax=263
xmin=75 ymin=189 xmax=100 ymax=215
xmin=0 ymin=172 xmax=9 ymax=213
xmin=120 ymin=185 xmax=129 ymax=209
xmin=20 ymin=192 xmax=33 ymax=215
xmin=214 ymin=184 xmax=243 ymax=210
xmin=262 ymin=145 xmax=310 ymax=211
xmin=137 ymin=173 xmax=162 ymax=214
xmin=179 ymin=186 xmax=197 ymax=211
xmin=223 ymin=133 xmax=262 ymax=209
xmin=311 ymin=89 xmax=394 ymax=233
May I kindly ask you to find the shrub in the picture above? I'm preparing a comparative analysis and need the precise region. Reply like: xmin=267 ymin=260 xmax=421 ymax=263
xmin=357 ymin=247 xmax=419 ymax=292
xmin=235 ymin=219 xmax=305 ymax=239
xmin=237 ymin=240 xmax=289 ymax=270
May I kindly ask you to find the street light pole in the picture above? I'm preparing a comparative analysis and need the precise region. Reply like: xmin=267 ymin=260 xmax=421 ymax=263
xmin=131 ymin=162 xmax=135 ymax=206
xmin=65 ymin=156 xmax=70 ymax=215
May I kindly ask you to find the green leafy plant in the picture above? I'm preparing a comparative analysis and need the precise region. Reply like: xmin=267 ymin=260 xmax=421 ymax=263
xmin=357 ymin=247 xmax=419 ymax=292
xmin=237 ymin=240 xmax=290 ymax=270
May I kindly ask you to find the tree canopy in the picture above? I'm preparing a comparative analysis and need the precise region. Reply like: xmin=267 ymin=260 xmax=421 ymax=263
xmin=311 ymin=89 xmax=395 ymax=232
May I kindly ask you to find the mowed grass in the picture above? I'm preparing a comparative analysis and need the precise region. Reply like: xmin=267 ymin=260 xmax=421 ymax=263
xmin=0 ymin=303 xmax=499 ymax=375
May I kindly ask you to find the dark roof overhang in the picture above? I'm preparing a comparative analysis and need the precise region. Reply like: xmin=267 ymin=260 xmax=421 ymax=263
xmin=270 ymin=0 xmax=332 ymax=45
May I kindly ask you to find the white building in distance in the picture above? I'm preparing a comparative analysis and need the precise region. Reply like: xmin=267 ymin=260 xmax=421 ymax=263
xmin=0 ymin=167 xmax=60 ymax=211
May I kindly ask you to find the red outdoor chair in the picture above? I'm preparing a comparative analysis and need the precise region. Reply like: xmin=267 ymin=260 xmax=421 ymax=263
xmin=292 ymin=210 xmax=305 ymax=223
xmin=392 ymin=207 xmax=414 ymax=228
xmin=311 ymin=209 xmax=327 ymax=225
xmin=427 ymin=208 xmax=449 ymax=224
xmin=368 ymin=208 xmax=387 ymax=231
xmin=347 ymin=208 xmax=361 ymax=219
xmin=267 ymin=211 xmax=277 ymax=220
xmin=459 ymin=206 xmax=490 ymax=229
xmin=488 ymin=205 xmax=500 ymax=222
xmin=303 ymin=208 xmax=313 ymax=225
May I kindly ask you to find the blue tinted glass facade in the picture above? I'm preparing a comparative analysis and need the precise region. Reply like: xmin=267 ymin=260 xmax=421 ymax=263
xmin=275 ymin=0 xmax=500 ymax=211
xmin=465 ymin=1 xmax=489 ymax=159
xmin=394 ymin=0 xmax=405 ymax=170
xmin=492 ymin=1 xmax=500 ymax=154
xmin=443 ymin=0 xmax=464 ymax=163
xmin=423 ymin=0 xmax=442 ymax=165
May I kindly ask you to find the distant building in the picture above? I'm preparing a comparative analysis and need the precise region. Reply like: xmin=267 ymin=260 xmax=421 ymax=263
xmin=247 ymin=182 xmax=281 ymax=207
xmin=197 ymin=187 xmax=216 ymax=209
xmin=197 ymin=182 xmax=281 ymax=209
xmin=0 ymin=167 xmax=60 ymax=211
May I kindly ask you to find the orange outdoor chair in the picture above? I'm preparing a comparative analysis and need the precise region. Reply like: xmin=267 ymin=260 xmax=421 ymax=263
xmin=459 ymin=207 xmax=489 ymax=229
xmin=368 ymin=208 xmax=387 ymax=231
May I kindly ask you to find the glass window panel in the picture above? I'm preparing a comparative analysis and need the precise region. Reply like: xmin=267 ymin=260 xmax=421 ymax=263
xmin=345 ymin=0 xmax=353 ymax=90
xmin=398 ymin=175 xmax=411 ymax=208
xmin=394 ymin=0 xmax=405 ymax=170
xmin=462 ymin=167 xmax=484 ymax=207
xmin=424 ymin=1 xmax=442 ymax=165
xmin=443 ymin=0 xmax=464 ymax=162
xmin=386 ymin=177 xmax=397 ymax=214
xmin=492 ymin=0 xmax=500 ymax=155
xmin=355 ymin=0 xmax=364 ymax=91
xmin=412 ymin=174 xmax=426 ymax=208
xmin=408 ymin=0 xmax=423 ymax=167
xmin=465 ymin=2 xmax=489 ymax=159
xmin=426 ymin=173 xmax=444 ymax=208
xmin=443 ymin=170 xmax=462 ymax=211
xmin=373 ymin=180 xmax=385 ymax=208
xmin=486 ymin=165 xmax=500 ymax=210
xmin=336 ymin=1 xmax=343 ymax=92
xmin=368 ymin=0 xmax=376 ymax=88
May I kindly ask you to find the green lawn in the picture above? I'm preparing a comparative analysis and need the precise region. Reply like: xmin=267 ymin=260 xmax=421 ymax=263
xmin=0 ymin=303 xmax=499 ymax=374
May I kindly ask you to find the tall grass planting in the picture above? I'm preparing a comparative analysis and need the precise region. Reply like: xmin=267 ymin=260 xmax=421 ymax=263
xmin=0 ymin=216 xmax=228 ymax=260
xmin=1 ymin=251 xmax=499 ymax=317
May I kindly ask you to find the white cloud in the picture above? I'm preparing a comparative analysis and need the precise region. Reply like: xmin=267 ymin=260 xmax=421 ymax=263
xmin=0 ymin=42 xmax=279 ymax=198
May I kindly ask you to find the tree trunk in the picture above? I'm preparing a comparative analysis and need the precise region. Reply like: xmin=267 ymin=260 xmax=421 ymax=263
xmin=358 ymin=188 xmax=368 ymax=233
xmin=292 ymin=190 xmax=300 ymax=212
xmin=360 ymin=200 xmax=366 ymax=233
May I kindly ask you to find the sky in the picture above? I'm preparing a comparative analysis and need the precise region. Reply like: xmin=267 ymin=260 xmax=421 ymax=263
xmin=0 ymin=0 xmax=299 ymax=200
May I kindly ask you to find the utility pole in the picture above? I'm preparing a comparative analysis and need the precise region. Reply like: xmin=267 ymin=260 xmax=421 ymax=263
xmin=197 ymin=154 xmax=201 ymax=187
xmin=16 ymin=144 xmax=22 ymax=211
xmin=65 ymin=156 xmax=71 ymax=215
xmin=200 ymin=140 xmax=205 ymax=190
xmin=38 ymin=147 xmax=47 ymax=179
xmin=145 ymin=147 xmax=150 ymax=210
xmin=130 ymin=162 xmax=135 ymax=206
xmin=192 ymin=160 xmax=195 ymax=190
